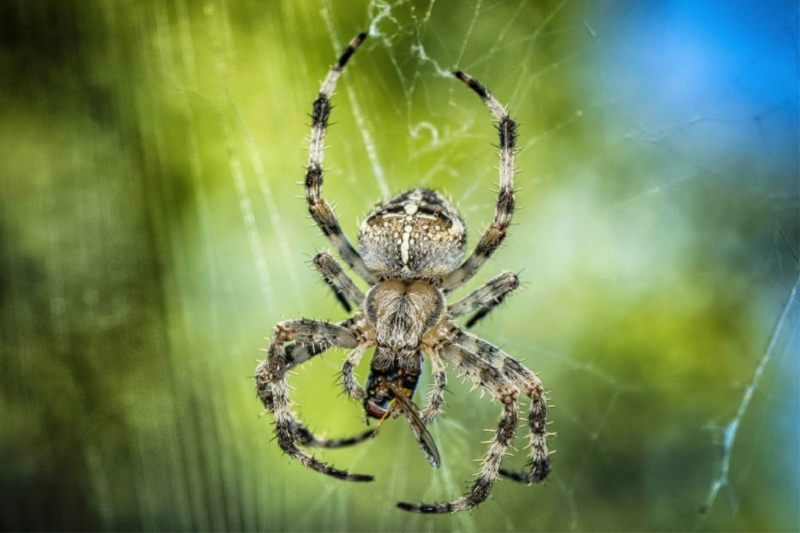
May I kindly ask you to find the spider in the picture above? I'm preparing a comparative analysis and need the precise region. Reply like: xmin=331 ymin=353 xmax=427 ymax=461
xmin=255 ymin=33 xmax=551 ymax=514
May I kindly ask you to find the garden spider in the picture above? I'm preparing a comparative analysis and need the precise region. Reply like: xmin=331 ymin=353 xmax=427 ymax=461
xmin=255 ymin=33 xmax=551 ymax=514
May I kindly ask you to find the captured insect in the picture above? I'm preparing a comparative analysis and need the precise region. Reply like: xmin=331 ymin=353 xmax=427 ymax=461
xmin=255 ymin=33 xmax=552 ymax=514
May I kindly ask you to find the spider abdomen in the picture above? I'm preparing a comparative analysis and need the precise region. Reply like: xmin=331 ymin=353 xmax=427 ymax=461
xmin=358 ymin=189 xmax=467 ymax=279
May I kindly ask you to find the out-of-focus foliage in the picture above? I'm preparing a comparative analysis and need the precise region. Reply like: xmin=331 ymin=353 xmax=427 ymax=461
xmin=0 ymin=1 xmax=797 ymax=531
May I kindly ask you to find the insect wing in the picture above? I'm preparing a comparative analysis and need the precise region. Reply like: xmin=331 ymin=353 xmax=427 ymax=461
xmin=388 ymin=384 xmax=441 ymax=468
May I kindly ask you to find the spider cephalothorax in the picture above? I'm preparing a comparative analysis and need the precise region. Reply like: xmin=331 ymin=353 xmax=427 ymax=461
xmin=255 ymin=33 xmax=552 ymax=514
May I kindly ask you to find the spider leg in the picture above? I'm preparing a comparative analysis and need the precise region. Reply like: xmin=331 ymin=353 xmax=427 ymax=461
xmin=452 ymin=329 xmax=551 ymax=484
xmin=420 ymin=350 xmax=447 ymax=424
xmin=291 ymin=424 xmax=374 ymax=449
xmin=256 ymin=319 xmax=374 ymax=480
xmin=305 ymin=33 xmax=378 ymax=285
xmin=257 ymin=339 xmax=374 ymax=448
xmin=447 ymin=270 xmax=520 ymax=328
xmin=340 ymin=342 xmax=370 ymax=399
xmin=398 ymin=342 xmax=520 ymax=513
xmin=313 ymin=251 xmax=367 ymax=312
xmin=443 ymin=73 xmax=517 ymax=293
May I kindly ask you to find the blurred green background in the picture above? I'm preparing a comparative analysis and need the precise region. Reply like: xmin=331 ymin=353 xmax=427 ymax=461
xmin=1 ymin=0 xmax=798 ymax=531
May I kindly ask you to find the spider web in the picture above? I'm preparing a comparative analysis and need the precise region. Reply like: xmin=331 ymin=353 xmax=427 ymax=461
xmin=0 ymin=0 xmax=797 ymax=532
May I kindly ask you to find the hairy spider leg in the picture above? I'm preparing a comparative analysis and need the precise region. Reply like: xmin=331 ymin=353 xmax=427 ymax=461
xmin=257 ymin=324 xmax=375 ymax=447
xmin=256 ymin=318 xmax=374 ymax=480
xmin=256 ymin=341 xmax=374 ymax=450
xmin=398 ymin=342 xmax=520 ymax=513
xmin=305 ymin=33 xmax=378 ymax=285
xmin=340 ymin=342 xmax=370 ymax=400
xmin=452 ymin=329 xmax=551 ymax=483
xmin=447 ymin=270 xmax=520 ymax=328
xmin=313 ymin=251 xmax=367 ymax=312
xmin=443 ymin=72 xmax=518 ymax=292
xmin=420 ymin=350 xmax=447 ymax=424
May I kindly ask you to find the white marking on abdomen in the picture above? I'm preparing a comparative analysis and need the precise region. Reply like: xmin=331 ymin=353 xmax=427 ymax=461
xmin=401 ymin=224 xmax=413 ymax=264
